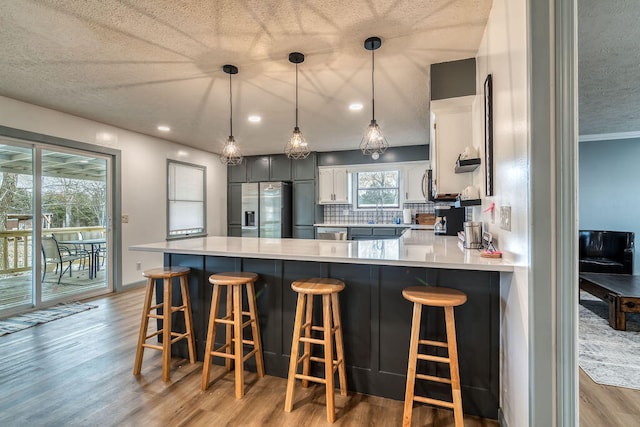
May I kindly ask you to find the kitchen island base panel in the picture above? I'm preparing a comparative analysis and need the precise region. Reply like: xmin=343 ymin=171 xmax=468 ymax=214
xmin=161 ymin=253 xmax=500 ymax=420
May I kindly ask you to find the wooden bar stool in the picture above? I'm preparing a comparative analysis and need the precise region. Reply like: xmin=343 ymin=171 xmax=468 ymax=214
xmin=402 ymin=286 xmax=467 ymax=427
xmin=201 ymin=272 xmax=265 ymax=399
xmin=133 ymin=266 xmax=195 ymax=382
xmin=284 ymin=278 xmax=347 ymax=423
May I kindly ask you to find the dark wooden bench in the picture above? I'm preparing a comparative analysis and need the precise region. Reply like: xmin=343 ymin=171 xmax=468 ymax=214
xmin=579 ymin=272 xmax=640 ymax=330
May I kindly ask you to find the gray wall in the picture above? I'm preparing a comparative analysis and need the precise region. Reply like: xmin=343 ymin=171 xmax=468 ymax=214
xmin=318 ymin=144 xmax=428 ymax=167
xmin=430 ymin=58 xmax=476 ymax=100
xmin=579 ymin=138 xmax=640 ymax=274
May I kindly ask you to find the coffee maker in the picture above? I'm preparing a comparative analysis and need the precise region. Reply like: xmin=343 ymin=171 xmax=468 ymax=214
xmin=433 ymin=206 xmax=465 ymax=236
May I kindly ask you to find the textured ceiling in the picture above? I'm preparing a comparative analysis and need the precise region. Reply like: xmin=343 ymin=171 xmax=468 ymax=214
xmin=0 ymin=0 xmax=492 ymax=155
xmin=579 ymin=0 xmax=640 ymax=136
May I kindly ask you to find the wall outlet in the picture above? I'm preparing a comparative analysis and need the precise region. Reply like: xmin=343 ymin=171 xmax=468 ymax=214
xmin=136 ymin=262 xmax=141 ymax=271
xmin=121 ymin=214 xmax=129 ymax=223
xmin=500 ymin=206 xmax=511 ymax=231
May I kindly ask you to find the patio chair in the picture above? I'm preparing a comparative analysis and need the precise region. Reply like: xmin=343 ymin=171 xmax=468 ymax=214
xmin=52 ymin=231 xmax=89 ymax=269
xmin=41 ymin=236 xmax=87 ymax=284
xmin=80 ymin=230 xmax=107 ymax=267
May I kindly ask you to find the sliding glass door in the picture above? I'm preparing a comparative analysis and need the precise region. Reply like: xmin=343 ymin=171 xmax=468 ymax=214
xmin=0 ymin=143 xmax=34 ymax=312
xmin=0 ymin=138 xmax=113 ymax=315
xmin=40 ymin=148 xmax=111 ymax=302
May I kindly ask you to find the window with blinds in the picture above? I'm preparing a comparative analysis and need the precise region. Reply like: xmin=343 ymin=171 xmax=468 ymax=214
xmin=167 ymin=160 xmax=206 ymax=239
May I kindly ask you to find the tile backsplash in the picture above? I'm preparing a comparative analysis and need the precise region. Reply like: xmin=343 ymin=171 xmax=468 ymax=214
xmin=323 ymin=203 xmax=435 ymax=224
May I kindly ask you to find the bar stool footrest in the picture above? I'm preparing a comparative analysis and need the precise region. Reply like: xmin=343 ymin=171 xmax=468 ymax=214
xmin=299 ymin=336 xmax=324 ymax=345
xmin=417 ymin=353 xmax=450 ymax=364
xmin=413 ymin=395 xmax=455 ymax=409
xmin=294 ymin=373 xmax=326 ymax=385
xmin=419 ymin=339 xmax=448 ymax=348
xmin=415 ymin=373 xmax=452 ymax=384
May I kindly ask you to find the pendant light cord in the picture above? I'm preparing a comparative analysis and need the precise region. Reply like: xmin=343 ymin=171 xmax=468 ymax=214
xmin=371 ymin=47 xmax=375 ymax=121
xmin=229 ymin=71 xmax=233 ymax=137
xmin=295 ymin=62 xmax=299 ymax=128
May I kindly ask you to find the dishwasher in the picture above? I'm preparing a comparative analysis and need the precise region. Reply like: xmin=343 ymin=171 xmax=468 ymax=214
xmin=315 ymin=227 xmax=348 ymax=240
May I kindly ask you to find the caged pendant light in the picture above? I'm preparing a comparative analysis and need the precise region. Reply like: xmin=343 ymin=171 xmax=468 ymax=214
xmin=220 ymin=64 xmax=243 ymax=166
xmin=360 ymin=36 xmax=389 ymax=160
xmin=284 ymin=52 xmax=310 ymax=159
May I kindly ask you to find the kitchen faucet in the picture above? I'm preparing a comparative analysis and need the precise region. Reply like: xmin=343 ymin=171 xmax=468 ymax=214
xmin=375 ymin=201 xmax=383 ymax=224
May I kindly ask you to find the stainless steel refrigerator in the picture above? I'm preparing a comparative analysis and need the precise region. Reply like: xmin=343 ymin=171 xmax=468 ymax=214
xmin=241 ymin=182 xmax=292 ymax=238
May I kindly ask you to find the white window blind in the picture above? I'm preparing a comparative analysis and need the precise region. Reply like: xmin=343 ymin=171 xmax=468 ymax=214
xmin=167 ymin=161 xmax=206 ymax=238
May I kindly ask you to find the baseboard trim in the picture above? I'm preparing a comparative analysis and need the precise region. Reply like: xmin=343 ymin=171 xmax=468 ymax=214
xmin=498 ymin=407 xmax=508 ymax=427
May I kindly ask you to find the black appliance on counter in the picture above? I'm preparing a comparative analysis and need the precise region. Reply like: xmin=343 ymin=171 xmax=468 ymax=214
xmin=434 ymin=206 xmax=465 ymax=236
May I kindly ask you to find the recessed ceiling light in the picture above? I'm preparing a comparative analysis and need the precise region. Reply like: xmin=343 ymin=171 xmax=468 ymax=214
xmin=157 ymin=125 xmax=171 ymax=132
xmin=349 ymin=103 xmax=363 ymax=111
xmin=248 ymin=115 xmax=262 ymax=123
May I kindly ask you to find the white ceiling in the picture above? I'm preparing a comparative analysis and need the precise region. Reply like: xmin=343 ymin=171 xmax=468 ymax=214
xmin=0 ymin=0 xmax=493 ymax=156
xmin=579 ymin=0 xmax=640 ymax=137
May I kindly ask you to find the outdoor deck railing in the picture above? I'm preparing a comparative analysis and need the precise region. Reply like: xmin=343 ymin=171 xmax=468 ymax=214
xmin=0 ymin=226 xmax=105 ymax=275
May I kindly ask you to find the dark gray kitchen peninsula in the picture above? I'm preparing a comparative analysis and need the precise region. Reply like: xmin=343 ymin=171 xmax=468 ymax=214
xmin=130 ymin=230 xmax=512 ymax=419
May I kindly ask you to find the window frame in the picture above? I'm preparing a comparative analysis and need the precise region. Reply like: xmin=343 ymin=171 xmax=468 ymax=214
xmin=354 ymin=169 xmax=401 ymax=209
xmin=166 ymin=159 xmax=207 ymax=240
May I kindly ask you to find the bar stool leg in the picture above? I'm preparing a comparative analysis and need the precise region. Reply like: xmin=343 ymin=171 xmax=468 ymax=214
xmin=180 ymin=275 xmax=196 ymax=364
xmin=445 ymin=306 xmax=464 ymax=427
xmin=202 ymin=284 xmax=221 ymax=390
xmin=246 ymin=280 xmax=265 ymax=377
xmin=162 ymin=277 xmax=173 ymax=382
xmin=301 ymin=293 xmax=314 ymax=387
xmin=233 ymin=284 xmax=244 ymax=399
xmin=133 ymin=277 xmax=154 ymax=375
xmin=323 ymin=294 xmax=335 ymax=423
xmin=403 ymin=302 xmax=422 ymax=427
xmin=225 ymin=288 xmax=233 ymax=372
xmin=331 ymin=292 xmax=347 ymax=396
xmin=285 ymin=292 xmax=306 ymax=412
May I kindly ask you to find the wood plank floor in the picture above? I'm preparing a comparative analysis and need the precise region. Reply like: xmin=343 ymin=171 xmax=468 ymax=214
xmin=579 ymin=369 xmax=640 ymax=426
xmin=0 ymin=287 xmax=498 ymax=427
xmin=5 ymin=286 xmax=637 ymax=426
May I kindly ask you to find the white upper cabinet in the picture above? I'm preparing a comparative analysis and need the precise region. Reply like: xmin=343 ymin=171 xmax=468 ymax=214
xmin=318 ymin=167 xmax=350 ymax=204
xmin=430 ymin=95 xmax=478 ymax=197
xmin=404 ymin=161 xmax=429 ymax=202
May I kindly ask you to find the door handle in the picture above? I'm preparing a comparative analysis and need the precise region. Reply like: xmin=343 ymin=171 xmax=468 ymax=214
xmin=421 ymin=172 xmax=427 ymax=198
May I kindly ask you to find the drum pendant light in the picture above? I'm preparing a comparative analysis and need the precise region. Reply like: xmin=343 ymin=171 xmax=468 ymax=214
xmin=284 ymin=52 xmax=310 ymax=159
xmin=220 ymin=64 xmax=243 ymax=166
xmin=360 ymin=36 xmax=389 ymax=160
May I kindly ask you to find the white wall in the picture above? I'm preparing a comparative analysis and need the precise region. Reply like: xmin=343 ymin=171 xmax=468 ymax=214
xmin=474 ymin=0 xmax=530 ymax=425
xmin=0 ymin=95 xmax=227 ymax=287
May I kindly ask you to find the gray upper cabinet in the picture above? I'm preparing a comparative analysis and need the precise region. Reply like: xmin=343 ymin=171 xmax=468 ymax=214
xmin=293 ymin=153 xmax=316 ymax=180
xmin=228 ymin=162 xmax=247 ymax=183
xmin=269 ymin=154 xmax=292 ymax=181
xmin=293 ymin=180 xmax=316 ymax=226
xmin=248 ymin=156 xmax=270 ymax=182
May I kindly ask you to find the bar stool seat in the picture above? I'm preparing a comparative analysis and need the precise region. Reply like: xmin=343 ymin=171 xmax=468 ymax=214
xmin=285 ymin=278 xmax=347 ymax=423
xmin=133 ymin=266 xmax=195 ymax=382
xmin=201 ymin=271 xmax=264 ymax=399
xmin=402 ymin=286 xmax=467 ymax=427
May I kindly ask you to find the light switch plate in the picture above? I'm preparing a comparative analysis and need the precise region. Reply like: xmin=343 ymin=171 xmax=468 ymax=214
xmin=500 ymin=206 xmax=511 ymax=231
xmin=121 ymin=214 xmax=129 ymax=223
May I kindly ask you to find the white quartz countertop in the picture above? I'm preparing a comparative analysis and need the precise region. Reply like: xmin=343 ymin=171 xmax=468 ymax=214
xmin=314 ymin=223 xmax=434 ymax=230
xmin=130 ymin=230 xmax=512 ymax=272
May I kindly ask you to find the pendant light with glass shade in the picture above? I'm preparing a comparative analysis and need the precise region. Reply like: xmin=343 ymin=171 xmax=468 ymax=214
xmin=360 ymin=36 xmax=388 ymax=160
xmin=220 ymin=64 xmax=243 ymax=166
xmin=284 ymin=52 xmax=310 ymax=159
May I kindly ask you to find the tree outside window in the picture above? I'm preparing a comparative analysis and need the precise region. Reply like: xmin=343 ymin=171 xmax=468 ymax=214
xmin=356 ymin=171 xmax=399 ymax=208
